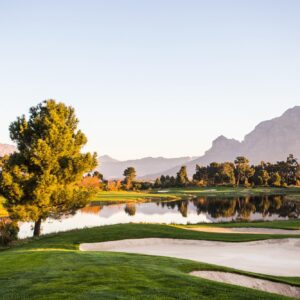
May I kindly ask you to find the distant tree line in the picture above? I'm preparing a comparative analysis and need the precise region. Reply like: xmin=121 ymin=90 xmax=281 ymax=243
xmin=157 ymin=155 xmax=300 ymax=188
xmin=191 ymin=154 xmax=300 ymax=188
xmin=81 ymin=154 xmax=300 ymax=192
xmin=81 ymin=167 xmax=151 ymax=191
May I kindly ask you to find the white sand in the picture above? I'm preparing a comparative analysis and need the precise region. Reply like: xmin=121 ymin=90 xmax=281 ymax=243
xmin=80 ymin=238 xmax=300 ymax=276
xmin=186 ymin=226 xmax=300 ymax=235
xmin=190 ymin=271 xmax=300 ymax=298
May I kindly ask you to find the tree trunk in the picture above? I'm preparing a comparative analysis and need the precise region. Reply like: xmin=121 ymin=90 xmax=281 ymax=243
xmin=33 ymin=217 xmax=42 ymax=237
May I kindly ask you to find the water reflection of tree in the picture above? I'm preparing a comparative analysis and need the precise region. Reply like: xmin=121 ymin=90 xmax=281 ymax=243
xmin=81 ymin=205 xmax=102 ymax=215
xmin=193 ymin=198 xmax=237 ymax=219
xmin=237 ymin=197 xmax=256 ymax=219
xmin=160 ymin=200 xmax=189 ymax=217
xmin=160 ymin=196 xmax=299 ymax=220
xmin=179 ymin=201 xmax=188 ymax=217
xmin=125 ymin=204 xmax=136 ymax=216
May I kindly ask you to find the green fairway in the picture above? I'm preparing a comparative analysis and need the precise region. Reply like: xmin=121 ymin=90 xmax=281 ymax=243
xmin=89 ymin=186 xmax=300 ymax=205
xmin=0 ymin=224 xmax=300 ymax=299
xmin=183 ymin=219 xmax=300 ymax=230
xmin=151 ymin=186 xmax=300 ymax=199
xmin=91 ymin=190 xmax=179 ymax=203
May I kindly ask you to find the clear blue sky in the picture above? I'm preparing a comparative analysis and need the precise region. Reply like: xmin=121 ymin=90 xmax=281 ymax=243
xmin=0 ymin=0 xmax=299 ymax=160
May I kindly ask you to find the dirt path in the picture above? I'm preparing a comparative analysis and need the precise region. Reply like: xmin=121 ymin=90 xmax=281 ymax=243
xmin=80 ymin=238 xmax=300 ymax=276
xmin=190 ymin=271 xmax=300 ymax=298
xmin=184 ymin=226 xmax=300 ymax=235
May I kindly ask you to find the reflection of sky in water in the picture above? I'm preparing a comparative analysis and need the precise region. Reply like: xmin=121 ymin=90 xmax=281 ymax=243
xmin=18 ymin=199 xmax=293 ymax=239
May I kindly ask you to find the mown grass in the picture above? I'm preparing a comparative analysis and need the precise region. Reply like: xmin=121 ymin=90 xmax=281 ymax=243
xmin=14 ymin=223 xmax=300 ymax=250
xmin=151 ymin=186 xmax=300 ymax=199
xmin=91 ymin=190 xmax=179 ymax=203
xmin=89 ymin=186 xmax=300 ymax=206
xmin=183 ymin=219 xmax=300 ymax=230
xmin=1 ymin=223 xmax=300 ymax=299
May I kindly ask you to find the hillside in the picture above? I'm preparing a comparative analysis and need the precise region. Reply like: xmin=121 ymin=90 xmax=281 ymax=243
xmin=97 ymin=156 xmax=197 ymax=179
xmin=146 ymin=106 xmax=300 ymax=178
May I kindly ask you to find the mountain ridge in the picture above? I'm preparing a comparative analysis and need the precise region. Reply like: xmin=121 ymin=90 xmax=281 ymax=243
xmin=97 ymin=155 xmax=198 ymax=179
xmin=144 ymin=106 xmax=300 ymax=178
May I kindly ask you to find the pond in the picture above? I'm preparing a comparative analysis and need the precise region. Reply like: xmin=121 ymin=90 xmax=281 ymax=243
xmin=19 ymin=195 xmax=300 ymax=238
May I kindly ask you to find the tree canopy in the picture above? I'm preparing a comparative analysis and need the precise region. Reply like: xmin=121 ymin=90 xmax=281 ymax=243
xmin=234 ymin=156 xmax=254 ymax=187
xmin=0 ymin=100 xmax=97 ymax=236
xmin=123 ymin=167 xmax=136 ymax=190
xmin=176 ymin=166 xmax=189 ymax=187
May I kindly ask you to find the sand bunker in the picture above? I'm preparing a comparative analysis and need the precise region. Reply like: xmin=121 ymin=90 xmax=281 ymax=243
xmin=80 ymin=238 xmax=300 ymax=276
xmin=186 ymin=226 xmax=300 ymax=235
xmin=190 ymin=271 xmax=300 ymax=298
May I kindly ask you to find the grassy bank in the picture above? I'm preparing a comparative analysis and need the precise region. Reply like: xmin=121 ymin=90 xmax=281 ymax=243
xmin=91 ymin=190 xmax=178 ymax=203
xmin=151 ymin=186 xmax=300 ymax=199
xmin=1 ymin=224 xmax=300 ymax=299
xmin=184 ymin=219 xmax=300 ymax=231
xmin=90 ymin=186 xmax=300 ymax=204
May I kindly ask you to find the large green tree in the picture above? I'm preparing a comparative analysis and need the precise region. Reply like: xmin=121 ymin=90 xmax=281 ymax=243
xmin=0 ymin=100 xmax=97 ymax=237
xmin=234 ymin=156 xmax=254 ymax=187
xmin=193 ymin=165 xmax=208 ymax=185
xmin=269 ymin=172 xmax=281 ymax=187
xmin=285 ymin=154 xmax=299 ymax=185
xmin=123 ymin=167 xmax=136 ymax=190
xmin=176 ymin=166 xmax=189 ymax=187
xmin=217 ymin=162 xmax=236 ymax=185
xmin=193 ymin=163 xmax=235 ymax=186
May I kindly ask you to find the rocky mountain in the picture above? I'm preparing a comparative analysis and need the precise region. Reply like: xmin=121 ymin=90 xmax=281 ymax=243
xmin=0 ymin=143 xmax=16 ymax=157
xmin=242 ymin=106 xmax=300 ymax=162
xmin=99 ymin=155 xmax=120 ymax=164
xmin=146 ymin=106 xmax=300 ymax=178
xmin=97 ymin=156 xmax=197 ymax=179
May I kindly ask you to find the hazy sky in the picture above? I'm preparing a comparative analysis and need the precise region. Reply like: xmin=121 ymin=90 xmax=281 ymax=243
xmin=0 ymin=1 xmax=300 ymax=160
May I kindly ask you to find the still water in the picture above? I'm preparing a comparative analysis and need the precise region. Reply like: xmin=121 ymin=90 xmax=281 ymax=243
xmin=19 ymin=195 xmax=300 ymax=238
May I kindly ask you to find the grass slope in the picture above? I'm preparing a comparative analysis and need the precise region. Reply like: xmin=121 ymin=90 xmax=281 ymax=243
xmin=91 ymin=186 xmax=300 ymax=205
xmin=1 ymin=224 xmax=300 ymax=299
xmin=92 ymin=191 xmax=178 ymax=203
xmin=184 ymin=219 xmax=300 ymax=230
xmin=151 ymin=186 xmax=300 ymax=199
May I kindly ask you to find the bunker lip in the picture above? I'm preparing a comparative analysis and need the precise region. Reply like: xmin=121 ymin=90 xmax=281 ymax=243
xmin=184 ymin=226 xmax=300 ymax=235
xmin=80 ymin=238 xmax=300 ymax=276
xmin=190 ymin=271 xmax=300 ymax=298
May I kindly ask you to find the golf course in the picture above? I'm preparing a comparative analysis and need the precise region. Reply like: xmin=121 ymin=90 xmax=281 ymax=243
xmin=1 ymin=187 xmax=300 ymax=299
xmin=1 ymin=101 xmax=300 ymax=299
xmin=1 ymin=222 xmax=300 ymax=299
